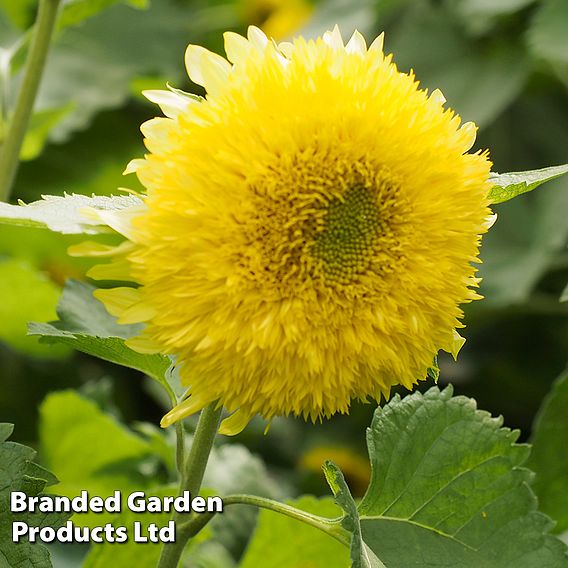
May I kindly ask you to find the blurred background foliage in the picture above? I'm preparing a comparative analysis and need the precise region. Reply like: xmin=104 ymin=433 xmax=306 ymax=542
xmin=1 ymin=0 xmax=568 ymax=563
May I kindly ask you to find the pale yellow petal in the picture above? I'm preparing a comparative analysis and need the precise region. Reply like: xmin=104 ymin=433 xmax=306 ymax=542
xmin=185 ymin=45 xmax=231 ymax=96
xmin=142 ymin=89 xmax=195 ymax=119
xmin=68 ymin=240 xmax=135 ymax=258
xmin=345 ymin=30 xmax=367 ymax=55
xmin=223 ymin=31 xmax=252 ymax=64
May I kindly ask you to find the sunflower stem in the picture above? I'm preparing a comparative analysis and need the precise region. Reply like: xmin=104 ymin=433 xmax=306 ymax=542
xmin=0 ymin=0 xmax=61 ymax=202
xmin=177 ymin=494 xmax=350 ymax=547
xmin=157 ymin=403 xmax=223 ymax=568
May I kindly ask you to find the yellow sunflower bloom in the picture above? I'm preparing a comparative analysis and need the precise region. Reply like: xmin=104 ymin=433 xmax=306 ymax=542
xmin=77 ymin=26 xmax=494 ymax=435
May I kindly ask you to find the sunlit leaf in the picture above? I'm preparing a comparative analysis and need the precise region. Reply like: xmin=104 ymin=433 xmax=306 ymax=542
xmin=488 ymin=164 xmax=568 ymax=204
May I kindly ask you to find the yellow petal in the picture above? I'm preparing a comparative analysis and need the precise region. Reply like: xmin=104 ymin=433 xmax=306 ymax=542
xmin=142 ymin=89 xmax=195 ymax=119
xmin=224 ymin=31 xmax=252 ymax=64
xmin=118 ymin=302 xmax=157 ymax=324
xmin=218 ymin=409 xmax=251 ymax=436
xmin=160 ymin=393 xmax=212 ymax=428
xmin=87 ymin=258 xmax=132 ymax=281
xmin=323 ymin=25 xmax=343 ymax=50
xmin=94 ymin=287 xmax=141 ymax=317
xmin=185 ymin=45 xmax=231 ymax=96
xmin=125 ymin=334 xmax=163 ymax=354
xmin=68 ymin=240 xmax=134 ymax=258
xmin=345 ymin=30 xmax=366 ymax=55
xmin=123 ymin=158 xmax=146 ymax=175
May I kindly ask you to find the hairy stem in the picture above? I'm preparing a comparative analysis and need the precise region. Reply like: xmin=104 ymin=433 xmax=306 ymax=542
xmin=157 ymin=404 xmax=223 ymax=568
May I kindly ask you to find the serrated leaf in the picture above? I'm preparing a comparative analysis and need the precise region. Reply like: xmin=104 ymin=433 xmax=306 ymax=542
xmin=527 ymin=369 xmax=568 ymax=533
xmin=0 ymin=423 xmax=70 ymax=568
xmin=488 ymin=165 xmax=568 ymax=204
xmin=0 ymin=259 xmax=68 ymax=357
xmin=352 ymin=386 xmax=568 ymax=567
xmin=528 ymin=0 xmax=568 ymax=64
xmin=28 ymin=279 xmax=172 ymax=387
xmin=0 ymin=193 xmax=142 ymax=234
xmin=240 ymin=496 xmax=350 ymax=568
xmin=39 ymin=390 xmax=153 ymax=528
xmin=323 ymin=462 xmax=385 ymax=568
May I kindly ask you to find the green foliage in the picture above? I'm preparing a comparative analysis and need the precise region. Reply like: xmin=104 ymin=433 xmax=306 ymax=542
xmin=488 ymin=165 xmax=568 ymax=204
xmin=386 ymin=3 xmax=528 ymax=128
xmin=20 ymin=103 xmax=75 ymax=161
xmin=323 ymin=462 xmax=384 ymax=568
xmin=39 ymin=390 xmax=154 ymax=528
xmin=82 ymin=485 xmax=185 ymax=568
xmin=0 ymin=258 xmax=67 ymax=357
xmin=57 ymin=0 xmax=149 ymax=31
xmin=0 ymin=193 xmax=141 ymax=233
xmin=318 ymin=386 xmax=568 ymax=567
xmin=528 ymin=0 xmax=568 ymax=64
xmin=28 ymin=279 xmax=173 ymax=391
xmin=527 ymin=369 xmax=568 ymax=533
xmin=240 ymin=496 xmax=350 ymax=568
xmin=0 ymin=423 xmax=69 ymax=568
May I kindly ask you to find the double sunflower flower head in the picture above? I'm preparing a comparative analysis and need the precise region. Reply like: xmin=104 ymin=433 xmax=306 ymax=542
xmin=76 ymin=26 xmax=493 ymax=434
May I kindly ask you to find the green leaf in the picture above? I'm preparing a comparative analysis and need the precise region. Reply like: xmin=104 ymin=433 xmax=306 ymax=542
xmin=0 ymin=423 xmax=70 ymax=568
xmin=82 ymin=485 xmax=208 ymax=568
xmin=0 ymin=259 xmax=68 ymax=357
xmin=57 ymin=0 xmax=149 ymax=31
xmin=323 ymin=386 xmax=568 ymax=567
xmin=39 ymin=390 xmax=153 ymax=528
xmin=20 ymin=103 xmax=75 ymax=161
xmin=240 ymin=496 xmax=350 ymax=568
xmin=528 ymin=0 xmax=568 ymax=64
xmin=527 ymin=369 xmax=568 ymax=533
xmin=323 ymin=462 xmax=385 ymax=568
xmin=0 ymin=193 xmax=142 ymax=234
xmin=488 ymin=165 xmax=568 ymax=204
xmin=28 ymin=279 xmax=172 ymax=386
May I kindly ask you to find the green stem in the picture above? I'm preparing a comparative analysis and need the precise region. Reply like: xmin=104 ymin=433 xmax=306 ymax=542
xmin=178 ymin=494 xmax=350 ymax=547
xmin=0 ymin=0 xmax=61 ymax=202
xmin=157 ymin=404 xmax=223 ymax=568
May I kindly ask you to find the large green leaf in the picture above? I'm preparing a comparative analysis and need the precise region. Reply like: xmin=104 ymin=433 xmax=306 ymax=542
xmin=0 ymin=193 xmax=141 ymax=234
xmin=324 ymin=386 xmax=568 ymax=567
xmin=488 ymin=165 xmax=568 ymax=204
xmin=0 ymin=423 xmax=70 ymax=568
xmin=28 ymin=279 xmax=172 ymax=389
xmin=527 ymin=369 xmax=568 ymax=533
xmin=0 ymin=259 xmax=68 ymax=357
xmin=39 ymin=390 xmax=153 ymax=528
xmin=240 ymin=496 xmax=350 ymax=568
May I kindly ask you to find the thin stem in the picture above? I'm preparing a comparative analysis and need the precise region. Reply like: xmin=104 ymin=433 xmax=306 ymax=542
xmin=157 ymin=404 xmax=223 ymax=568
xmin=177 ymin=494 xmax=350 ymax=547
xmin=0 ymin=0 xmax=61 ymax=202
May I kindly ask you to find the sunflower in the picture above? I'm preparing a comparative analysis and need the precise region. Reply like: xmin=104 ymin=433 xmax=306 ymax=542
xmin=73 ymin=26 xmax=494 ymax=435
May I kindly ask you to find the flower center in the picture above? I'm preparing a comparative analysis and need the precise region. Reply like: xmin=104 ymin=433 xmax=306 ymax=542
xmin=311 ymin=185 xmax=384 ymax=284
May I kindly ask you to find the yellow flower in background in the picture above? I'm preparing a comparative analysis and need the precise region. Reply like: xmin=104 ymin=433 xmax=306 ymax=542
xmin=75 ymin=26 xmax=493 ymax=435
xmin=240 ymin=0 xmax=313 ymax=41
